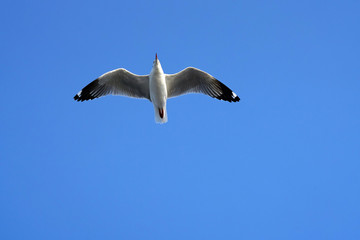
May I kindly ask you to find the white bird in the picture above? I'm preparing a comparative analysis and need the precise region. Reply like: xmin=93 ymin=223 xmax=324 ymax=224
xmin=74 ymin=54 xmax=240 ymax=123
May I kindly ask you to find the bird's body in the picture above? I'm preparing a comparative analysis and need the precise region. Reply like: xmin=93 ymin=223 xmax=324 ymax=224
xmin=149 ymin=57 xmax=168 ymax=122
xmin=74 ymin=54 xmax=240 ymax=123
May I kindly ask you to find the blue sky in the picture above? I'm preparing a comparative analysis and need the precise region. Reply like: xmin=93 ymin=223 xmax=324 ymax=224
xmin=1 ymin=0 xmax=359 ymax=239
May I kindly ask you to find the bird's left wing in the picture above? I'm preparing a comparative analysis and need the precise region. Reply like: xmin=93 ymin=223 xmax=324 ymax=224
xmin=74 ymin=68 xmax=150 ymax=101
xmin=165 ymin=67 xmax=240 ymax=102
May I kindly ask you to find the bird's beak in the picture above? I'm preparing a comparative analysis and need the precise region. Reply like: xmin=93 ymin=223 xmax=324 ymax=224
xmin=155 ymin=53 xmax=158 ymax=61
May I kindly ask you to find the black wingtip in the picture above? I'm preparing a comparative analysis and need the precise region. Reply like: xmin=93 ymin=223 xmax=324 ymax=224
xmin=73 ymin=79 xmax=101 ymax=102
xmin=74 ymin=94 xmax=80 ymax=101
xmin=215 ymin=80 xmax=240 ymax=103
xmin=74 ymin=94 xmax=87 ymax=102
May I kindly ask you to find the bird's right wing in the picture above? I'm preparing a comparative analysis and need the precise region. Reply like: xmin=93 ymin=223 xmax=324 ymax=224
xmin=74 ymin=68 xmax=150 ymax=101
xmin=165 ymin=67 xmax=240 ymax=102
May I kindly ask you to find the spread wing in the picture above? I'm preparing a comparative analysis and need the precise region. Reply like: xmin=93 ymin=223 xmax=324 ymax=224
xmin=165 ymin=67 xmax=240 ymax=102
xmin=74 ymin=68 xmax=150 ymax=101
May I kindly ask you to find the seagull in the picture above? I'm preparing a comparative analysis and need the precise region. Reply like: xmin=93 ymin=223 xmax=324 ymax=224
xmin=74 ymin=54 xmax=240 ymax=123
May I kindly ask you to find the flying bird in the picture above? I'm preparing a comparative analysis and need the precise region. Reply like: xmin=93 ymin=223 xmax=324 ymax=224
xmin=74 ymin=54 xmax=240 ymax=123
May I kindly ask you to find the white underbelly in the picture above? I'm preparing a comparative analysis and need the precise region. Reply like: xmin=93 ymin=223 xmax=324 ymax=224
xmin=150 ymin=74 xmax=167 ymax=107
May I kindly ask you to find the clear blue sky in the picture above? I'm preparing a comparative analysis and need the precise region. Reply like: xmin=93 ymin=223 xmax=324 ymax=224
xmin=1 ymin=0 xmax=359 ymax=239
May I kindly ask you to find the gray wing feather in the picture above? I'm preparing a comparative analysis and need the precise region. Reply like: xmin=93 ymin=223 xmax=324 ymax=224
xmin=74 ymin=68 xmax=150 ymax=101
xmin=165 ymin=67 xmax=240 ymax=102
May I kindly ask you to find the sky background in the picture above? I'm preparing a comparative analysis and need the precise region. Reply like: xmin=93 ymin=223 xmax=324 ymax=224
xmin=1 ymin=0 xmax=359 ymax=239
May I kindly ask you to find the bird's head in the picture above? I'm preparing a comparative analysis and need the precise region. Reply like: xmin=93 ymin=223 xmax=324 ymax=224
xmin=153 ymin=53 xmax=159 ymax=65
xmin=152 ymin=53 xmax=163 ymax=70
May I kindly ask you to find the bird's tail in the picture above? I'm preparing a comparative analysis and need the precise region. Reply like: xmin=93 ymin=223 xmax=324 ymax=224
xmin=155 ymin=107 xmax=168 ymax=124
